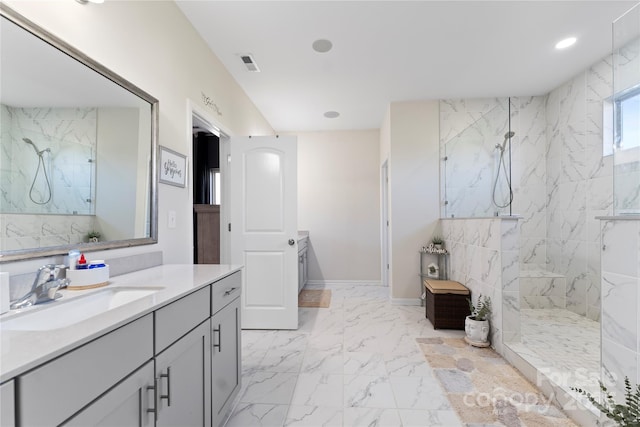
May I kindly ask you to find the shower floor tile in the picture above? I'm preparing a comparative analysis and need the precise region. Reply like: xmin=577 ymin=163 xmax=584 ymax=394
xmin=510 ymin=309 xmax=600 ymax=399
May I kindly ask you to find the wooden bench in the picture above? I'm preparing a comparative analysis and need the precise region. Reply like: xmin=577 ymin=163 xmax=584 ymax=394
xmin=424 ymin=279 xmax=470 ymax=330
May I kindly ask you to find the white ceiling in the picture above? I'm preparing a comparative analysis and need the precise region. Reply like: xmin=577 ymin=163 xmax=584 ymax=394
xmin=176 ymin=1 xmax=638 ymax=132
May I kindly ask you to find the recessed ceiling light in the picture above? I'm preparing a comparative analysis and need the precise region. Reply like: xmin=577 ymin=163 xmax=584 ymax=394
xmin=555 ymin=37 xmax=577 ymax=50
xmin=324 ymin=111 xmax=340 ymax=119
xmin=312 ymin=39 xmax=333 ymax=53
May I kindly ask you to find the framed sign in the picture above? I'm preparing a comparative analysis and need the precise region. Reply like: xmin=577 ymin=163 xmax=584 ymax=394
xmin=159 ymin=146 xmax=187 ymax=188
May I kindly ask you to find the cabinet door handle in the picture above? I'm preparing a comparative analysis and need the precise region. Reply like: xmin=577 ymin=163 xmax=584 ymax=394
xmin=146 ymin=378 xmax=158 ymax=422
xmin=224 ymin=287 xmax=238 ymax=296
xmin=213 ymin=324 xmax=222 ymax=352
xmin=160 ymin=367 xmax=171 ymax=407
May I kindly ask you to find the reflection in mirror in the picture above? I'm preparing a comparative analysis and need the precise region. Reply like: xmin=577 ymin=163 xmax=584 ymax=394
xmin=0 ymin=5 xmax=158 ymax=262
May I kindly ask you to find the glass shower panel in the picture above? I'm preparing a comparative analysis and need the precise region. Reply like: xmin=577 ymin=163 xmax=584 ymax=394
xmin=443 ymin=99 xmax=511 ymax=218
xmin=613 ymin=3 xmax=640 ymax=215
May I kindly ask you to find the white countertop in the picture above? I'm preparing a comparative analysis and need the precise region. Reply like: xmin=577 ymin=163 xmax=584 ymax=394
xmin=0 ymin=264 xmax=242 ymax=382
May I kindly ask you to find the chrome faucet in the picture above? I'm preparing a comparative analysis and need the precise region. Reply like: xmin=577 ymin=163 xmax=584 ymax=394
xmin=10 ymin=264 xmax=70 ymax=310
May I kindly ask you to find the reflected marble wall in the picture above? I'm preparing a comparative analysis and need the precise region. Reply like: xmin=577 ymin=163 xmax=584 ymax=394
xmin=0 ymin=106 xmax=98 ymax=251
xmin=0 ymin=105 xmax=96 ymax=215
xmin=440 ymin=217 xmax=520 ymax=355
xmin=600 ymin=218 xmax=640 ymax=399
xmin=0 ymin=213 xmax=95 ymax=252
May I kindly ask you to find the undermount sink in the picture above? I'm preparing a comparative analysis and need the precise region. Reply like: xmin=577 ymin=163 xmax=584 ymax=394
xmin=0 ymin=287 xmax=165 ymax=331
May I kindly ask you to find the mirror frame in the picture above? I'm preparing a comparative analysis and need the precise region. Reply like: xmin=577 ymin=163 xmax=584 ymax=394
xmin=0 ymin=4 xmax=159 ymax=263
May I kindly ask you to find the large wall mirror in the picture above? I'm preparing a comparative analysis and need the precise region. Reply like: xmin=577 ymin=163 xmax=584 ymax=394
xmin=0 ymin=4 xmax=158 ymax=262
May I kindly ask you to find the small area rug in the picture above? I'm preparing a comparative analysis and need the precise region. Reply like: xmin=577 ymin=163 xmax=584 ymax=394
xmin=298 ymin=289 xmax=331 ymax=308
xmin=416 ymin=337 xmax=577 ymax=426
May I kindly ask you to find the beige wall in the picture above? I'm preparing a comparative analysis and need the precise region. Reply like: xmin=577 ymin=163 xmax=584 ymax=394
xmin=2 ymin=1 xmax=273 ymax=275
xmin=296 ymin=130 xmax=381 ymax=282
xmin=387 ymin=101 xmax=440 ymax=302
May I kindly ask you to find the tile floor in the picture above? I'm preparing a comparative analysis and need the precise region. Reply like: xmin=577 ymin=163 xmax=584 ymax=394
xmin=226 ymin=284 xmax=468 ymax=426
xmin=507 ymin=309 xmax=600 ymax=399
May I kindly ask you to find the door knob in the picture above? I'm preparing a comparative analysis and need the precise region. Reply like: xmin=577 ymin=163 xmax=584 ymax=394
xmin=288 ymin=239 xmax=295 ymax=246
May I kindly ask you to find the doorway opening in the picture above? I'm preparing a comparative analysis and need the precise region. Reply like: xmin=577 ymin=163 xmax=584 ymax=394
xmin=191 ymin=109 xmax=229 ymax=264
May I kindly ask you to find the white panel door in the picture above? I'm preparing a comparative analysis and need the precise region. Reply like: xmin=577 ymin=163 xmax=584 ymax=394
xmin=230 ymin=136 xmax=298 ymax=329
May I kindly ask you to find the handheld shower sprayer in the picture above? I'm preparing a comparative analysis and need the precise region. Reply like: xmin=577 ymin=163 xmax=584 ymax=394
xmin=23 ymin=138 xmax=50 ymax=155
xmin=495 ymin=131 xmax=515 ymax=152
xmin=492 ymin=131 xmax=514 ymax=209
xmin=22 ymin=138 xmax=52 ymax=204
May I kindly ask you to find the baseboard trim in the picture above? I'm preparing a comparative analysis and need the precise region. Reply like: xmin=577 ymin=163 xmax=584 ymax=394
xmin=306 ymin=280 xmax=382 ymax=287
xmin=391 ymin=298 xmax=422 ymax=306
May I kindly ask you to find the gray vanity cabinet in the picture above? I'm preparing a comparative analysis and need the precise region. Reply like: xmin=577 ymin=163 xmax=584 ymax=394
xmin=211 ymin=272 xmax=242 ymax=427
xmin=0 ymin=380 xmax=15 ymax=427
xmin=155 ymin=321 xmax=212 ymax=426
xmin=18 ymin=314 xmax=154 ymax=426
xmin=64 ymin=361 xmax=155 ymax=427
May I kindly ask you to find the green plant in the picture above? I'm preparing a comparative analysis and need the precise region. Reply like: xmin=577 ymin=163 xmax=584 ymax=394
xmin=467 ymin=294 xmax=492 ymax=321
xmin=87 ymin=231 xmax=101 ymax=239
xmin=431 ymin=235 xmax=444 ymax=245
xmin=572 ymin=377 xmax=640 ymax=426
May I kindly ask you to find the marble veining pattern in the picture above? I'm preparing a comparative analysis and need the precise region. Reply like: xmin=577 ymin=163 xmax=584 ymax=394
xmin=508 ymin=309 xmax=600 ymax=399
xmin=228 ymin=284 xmax=467 ymax=426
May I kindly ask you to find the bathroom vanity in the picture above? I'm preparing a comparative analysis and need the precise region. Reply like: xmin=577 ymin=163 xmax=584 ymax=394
xmin=0 ymin=264 xmax=242 ymax=427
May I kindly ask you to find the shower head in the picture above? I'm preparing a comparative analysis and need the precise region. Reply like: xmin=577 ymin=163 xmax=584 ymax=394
xmin=22 ymin=138 xmax=49 ymax=155
xmin=496 ymin=131 xmax=515 ymax=152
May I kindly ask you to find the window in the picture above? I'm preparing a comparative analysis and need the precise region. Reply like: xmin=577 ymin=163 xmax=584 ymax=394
xmin=616 ymin=88 xmax=640 ymax=151
xmin=605 ymin=85 xmax=640 ymax=157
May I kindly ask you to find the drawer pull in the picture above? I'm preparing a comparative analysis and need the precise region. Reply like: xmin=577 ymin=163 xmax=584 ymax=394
xmin=146 ymin=378 xmax=158 ymax=422
xmin=160 ymin=367 xmax=171 ymax=406
xmin=224 ymin=287 xmax=238 ymax=296
xmin=213 ymin=324 xmax=222 ymax=352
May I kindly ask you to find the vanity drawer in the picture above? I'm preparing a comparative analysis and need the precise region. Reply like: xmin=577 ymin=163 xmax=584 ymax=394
xmin=155 ymin=286 xmax=210 ymax=354
xmin=211 ymin=272 xmax=241 ymax=315
xmin=18 ymin=314 xmax=153 ymax=426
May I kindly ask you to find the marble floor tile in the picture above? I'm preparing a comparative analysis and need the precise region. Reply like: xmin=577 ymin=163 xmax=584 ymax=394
xmin=301 ymin=349 xmax=343 ymax=374
xmin=228 ymin=284 xmax=582 ymax=426
xmin=343 ymin=407 xmax=402 ymax=426
xmin=343 ymin=352 xmax=388 ymax=376
xmin=284 ymin=406 xmax=343 ymax=426
xmin=241 ymin=372 xmax=298 ymax=405
xmin=398 ymin=409 xmax=463 ymax=427
xmin=290 ymin=373 xmax=344 ymax=407
xmin=390 ymin=376 xmax=452 ymax=410
xmin=344 ymin=375 xmax=396 ymax=408
xmin=226 ymin=403 xmax=289 ymax=427
xmin=260 ymin=349 xmax=305 ymax=373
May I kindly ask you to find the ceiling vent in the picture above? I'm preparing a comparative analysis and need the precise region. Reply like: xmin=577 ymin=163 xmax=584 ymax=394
xmin=240 ymin=54 xmax=260 ymax=72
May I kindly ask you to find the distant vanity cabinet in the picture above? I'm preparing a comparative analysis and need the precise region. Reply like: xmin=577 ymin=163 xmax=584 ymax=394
xmin=8 ymin=270 xmax=242 ymax=427
xmin=298 ymin=233 xmax=309 ymax=293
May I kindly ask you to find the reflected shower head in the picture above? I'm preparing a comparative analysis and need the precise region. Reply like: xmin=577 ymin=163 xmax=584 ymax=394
xmin=504 ymin=131 xmax=515 ymax=139
xmin=22 ymin=138 xmax=49 ymax=155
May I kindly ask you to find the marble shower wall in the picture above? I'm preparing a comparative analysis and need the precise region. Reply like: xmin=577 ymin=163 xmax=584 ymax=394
xmin=545 ymin=55 xmax=614 ymax=321
xmin=439 ymin=98 xmax=510 ymax=218
xmin=0 ymin=106 xmax=98 ymax=251
xmin=600 ymin=218 xmax=640 ymax=399
xmin=440 ymin=217 xmax=520 ymax=355
xmin=439 ymin=97 xmax=548 ymax=270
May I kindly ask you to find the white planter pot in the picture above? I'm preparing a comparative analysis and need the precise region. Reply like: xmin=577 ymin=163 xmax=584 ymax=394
xmin=464 ymin=316 xmax=490 ymax=347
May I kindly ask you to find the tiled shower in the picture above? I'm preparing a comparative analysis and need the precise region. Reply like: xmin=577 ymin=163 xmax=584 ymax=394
xmin=438 ymin=2 xmax=640 ymax=420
